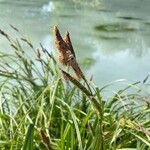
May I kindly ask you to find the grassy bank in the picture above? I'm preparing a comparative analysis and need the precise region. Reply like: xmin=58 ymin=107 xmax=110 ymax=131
xmin=0 ymin=26 xmax=150 ymax=150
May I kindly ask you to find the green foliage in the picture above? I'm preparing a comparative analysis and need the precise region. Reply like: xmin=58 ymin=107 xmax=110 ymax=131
xmin=0 ymin=27 xmax=149 ymax=150
xmin=23 ymin=124 xmax=34 ymax=150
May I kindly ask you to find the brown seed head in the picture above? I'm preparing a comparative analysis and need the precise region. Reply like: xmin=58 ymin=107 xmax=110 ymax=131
xmin=54 ymin=26 xmax=68 ymax=65
xmin=54 ymin=26 xmax=84 ymax=79
xmin=72 ymin=61 xmax=83 ymax=79
xmin=54 ymin=26 xmax=63 ymax=43
xmin=64 ymin=31 xmax=76 ymax=58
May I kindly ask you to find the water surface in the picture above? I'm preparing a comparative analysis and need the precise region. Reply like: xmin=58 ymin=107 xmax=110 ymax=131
xmin=0 ymin=0 xmax=150 ymax=94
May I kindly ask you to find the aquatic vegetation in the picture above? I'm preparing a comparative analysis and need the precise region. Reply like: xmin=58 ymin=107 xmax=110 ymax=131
xmin=94 ymin=22 xmax=138 ymax=32
xmin=144 ymin=22 xmax=150 ymax=26
xmin=118 ymin=16 xmax=141 ymax=21
xmin=0 ymin=26 xmax=149 ymax=150
xmin=97 ymin=34 xmax=122 ymax=40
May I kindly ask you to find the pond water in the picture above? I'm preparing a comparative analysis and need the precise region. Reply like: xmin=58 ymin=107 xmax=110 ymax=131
xmin=0 ymin=0 xmax=150 ymax=94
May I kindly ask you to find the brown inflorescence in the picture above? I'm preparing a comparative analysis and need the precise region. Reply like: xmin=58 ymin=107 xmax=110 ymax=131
xmin=54 ymin=26 xmax=83 ymax=79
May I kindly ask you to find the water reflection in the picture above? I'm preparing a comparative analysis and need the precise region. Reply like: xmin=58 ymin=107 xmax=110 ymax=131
xmin=0 ymin=0 xmax=150 ymax=88
xmin=42 ymin=1 xmax=55 ymax=13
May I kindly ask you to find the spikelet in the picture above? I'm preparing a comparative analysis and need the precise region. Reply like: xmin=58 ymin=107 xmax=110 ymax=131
xmin=71 ymin=59 xmax=83 ymax=79
xmin=54 ymin=26 xmax=68 ymax=65
xmin=39 ymin=129 xmax=53 ymax=150
xmin=36 ymin=48 xmax=41 ymax=59
xmin=64 ymin=32 xmax=83 ymax=79
xmin=64 ymin=31 xmax=76 ymax=58
xmin=54 ymin=26 xmax=84 ymax=79
xmin=0 ymin=29 xmax=11 ymax=41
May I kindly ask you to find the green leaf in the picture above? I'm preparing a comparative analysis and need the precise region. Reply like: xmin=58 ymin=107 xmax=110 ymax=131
xmin=130 ymin=131 xmax=150 ymax=147
xmin=116 ymin=148 xmax=137 ymax=150
xmin=23 ymin=124 xmax=34 ymax=150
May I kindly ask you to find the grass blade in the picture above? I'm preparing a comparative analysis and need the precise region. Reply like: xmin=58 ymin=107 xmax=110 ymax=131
xmin=23 ymin=124 xmax=34 ymax=150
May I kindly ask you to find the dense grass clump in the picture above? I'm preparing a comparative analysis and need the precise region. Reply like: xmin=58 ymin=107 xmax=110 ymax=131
xmin=0 ymin=26 xmax=150 ymax=150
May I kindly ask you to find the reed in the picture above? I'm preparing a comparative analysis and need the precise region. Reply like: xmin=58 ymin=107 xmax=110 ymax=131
xmin=54 ymin=26 xmax=93 ymax=94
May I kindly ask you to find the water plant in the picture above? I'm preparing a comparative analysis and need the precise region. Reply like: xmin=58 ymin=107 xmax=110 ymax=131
xmin=0 ymin=26 xmax=149 ymax=150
